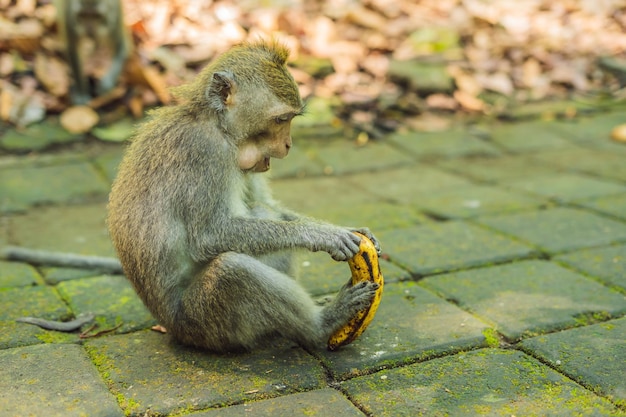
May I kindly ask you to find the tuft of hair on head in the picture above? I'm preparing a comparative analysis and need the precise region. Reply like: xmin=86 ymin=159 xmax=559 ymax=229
xmin=239 ymin=39 xmax=290 ymax=61
xmin=173 ymin=39 xmax=302 ymax=111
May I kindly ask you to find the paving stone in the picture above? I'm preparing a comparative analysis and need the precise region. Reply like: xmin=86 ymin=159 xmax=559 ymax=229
xmin=503 ymin=99 xmax=594 ymax=120
xmin=272 ymin=175 xmax=378 ymax=214
xmin=502 ymin=173 xmax=626 ymax=202
xmin=476 ymin=207 xmax=626 ymax=254
xmin=556 ymin=244 xmax=626 ymax=292
xmin=269 ymin=144 xmax=326 ymax=179
xmin=342 ymin=349 xmax=619 ymax=416
xmin=588 ymin=137 xmax=626 ymax=154
xmin=434 ymin=154 xmax=558 ymax=183
xmin=0 ymin=285 xmax=69 ymax=321
xmin=551 ymin=111 xmax=626 ymax=143
xmin=0 ymin=120 xmax=83 ymax=152
xmin=41 ymin=266 xmax=107 ymax=284
xmin=306 ymin=201 xmax=428 ymax=232
xmin=420 ymin=260 xmax=626 ymax=341
xmin=0 ymin=218 xmax=7 ymax=247
xmin=578 ymin=193 xmax=626 ymax=221
xmin=191 ymin=388 xmax=363 ymax=417
xmin=57 ymin=275 xmax=155 ymax=333
xmin=93 ymin=147 xmax=124 ymax=183
xmin=91 ymin=117 xmax=135 ymax=143
xmin=0 ymin=285 xmax=72 ymax=348
xmin=0 ymin=151 xmax=87 ymax=170
xmin=377 ymin=222 xmax=535 ymax=276
xmin=85 ymin=331 xmax=327 ymax=416
xmin=529 ymin=147 xmax=626 ymax=182
xmin=313 ymin=140 xmax=415 ymax=175
xmin=348 ymin=165 xmax=471 ymax=205
xmin=8 ymin=203 xmax=115 ymax=256
xmin=0 ymin=260 xmax=40 ymax=288
xmin=412 ymin=183 xmax=545 ymax=219
xmin=297 ymin=251 xmax=411 ymax=297
xmin=0 ymin=343 xmax=124 ymax=417
xmin=318 ymin=281 xmax=487 ymax=378
xmin=0 ymin=162 xmax=109 ymax=213
xmin=521 ymin=317 xmax=626 ymax=407
xmin=387 ymin=129 xmax=500 ymax=159
xmin=488 ymin=120 xmax=571 ymax=152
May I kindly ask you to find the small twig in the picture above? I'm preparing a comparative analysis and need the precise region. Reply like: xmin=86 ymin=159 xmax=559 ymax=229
xmin=79 ymin=322 xmax=123 ymax=339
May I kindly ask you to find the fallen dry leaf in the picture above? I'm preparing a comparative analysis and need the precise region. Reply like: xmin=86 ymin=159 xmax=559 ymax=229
xmin=610 ymin=123 xmax=626 ymax=143
xmin=60 ymin=105 xmax=99 ymax=134
xmin=0 ymin=81 xmax=45 ymax=126
xmin=33 ymin=53 xmax=69 ymax=97
xmin=151 ymin=324 xmax=167 ymax=333
xmin=454 ymin=90 xmax=486 ymax=112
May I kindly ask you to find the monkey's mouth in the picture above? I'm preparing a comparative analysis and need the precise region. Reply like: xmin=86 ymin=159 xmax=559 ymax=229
xmin=253 ymin=157 xmax=271 ymax=172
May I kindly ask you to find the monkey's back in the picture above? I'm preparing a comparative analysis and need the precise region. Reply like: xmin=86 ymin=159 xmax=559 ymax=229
xmin=107 ymin=106 xmax=232 ymax=324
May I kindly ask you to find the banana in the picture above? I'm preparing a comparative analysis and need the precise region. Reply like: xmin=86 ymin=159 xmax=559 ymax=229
xmin=327 ymin=232 xmax=384 ymax=351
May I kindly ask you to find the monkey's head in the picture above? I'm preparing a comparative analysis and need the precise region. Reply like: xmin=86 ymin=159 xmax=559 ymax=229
xmin=177 ymin=41 xmax=305 ymax=173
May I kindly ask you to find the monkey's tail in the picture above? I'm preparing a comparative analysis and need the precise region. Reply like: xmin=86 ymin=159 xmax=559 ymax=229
xmin=1 ymin=246 xmax=123 ymax=274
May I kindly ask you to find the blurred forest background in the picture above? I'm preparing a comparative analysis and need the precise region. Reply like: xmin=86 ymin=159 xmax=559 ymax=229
xmin=1 ymin=0 xmax=626 ymax=136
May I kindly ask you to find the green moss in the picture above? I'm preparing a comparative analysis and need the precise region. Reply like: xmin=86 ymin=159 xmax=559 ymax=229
xmin=35 ymin=331 xmax=76 ymax=344
xmin=84 ymin=343 xmax=116 ymax=382
xmin=482 ymin=328 xmax=500 ymax=348
xmin=116 ymin=394 xmax=141 ymax=416
xmin=573 ymin=311 xmax=612 ymax=326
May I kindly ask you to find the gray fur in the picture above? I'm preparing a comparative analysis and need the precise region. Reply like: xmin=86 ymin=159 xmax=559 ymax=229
xmin=107 ymin=42 xmax=380 ymax=352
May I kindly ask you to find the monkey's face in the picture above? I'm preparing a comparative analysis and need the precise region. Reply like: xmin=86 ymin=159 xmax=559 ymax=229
xmin=238 ymin=117 xmax=294 ymax=173
xmin=235 ymin=99 xmax=300 ymax=173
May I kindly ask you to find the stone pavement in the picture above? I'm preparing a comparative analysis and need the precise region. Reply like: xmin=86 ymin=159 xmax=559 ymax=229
xmin=1 ymin=105 xmax=626 ymax=416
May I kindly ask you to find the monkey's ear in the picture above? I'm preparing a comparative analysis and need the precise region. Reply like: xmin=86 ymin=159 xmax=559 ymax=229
xmin=207 ymin=71 xmax=236 ymax=111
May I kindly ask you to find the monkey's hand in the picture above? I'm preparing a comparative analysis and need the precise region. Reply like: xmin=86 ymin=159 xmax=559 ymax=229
xmin=313 ymin=226 xmax=362 ymax=262
xmin=348 ymin=227 xmax=381 ymax=255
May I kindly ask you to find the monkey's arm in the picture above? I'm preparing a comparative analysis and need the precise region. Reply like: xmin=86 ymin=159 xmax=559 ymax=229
xmin=1 ymin=246 xmax=123 ymax=274
xmin=200 ymin=216 xmax=362 ymax=262
xmin=245 ymin=176 xmax=380 ymax=253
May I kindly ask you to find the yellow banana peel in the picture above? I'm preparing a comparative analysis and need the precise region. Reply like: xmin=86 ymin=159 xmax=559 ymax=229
xmin=328 ymin=232 xmax=384 ymax=351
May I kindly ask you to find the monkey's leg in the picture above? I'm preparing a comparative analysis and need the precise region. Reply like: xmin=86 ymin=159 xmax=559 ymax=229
xmin=256 ymin=250 xmax=296 ymax=277
xmin=172 ymin=252 xmax=376 ymax=352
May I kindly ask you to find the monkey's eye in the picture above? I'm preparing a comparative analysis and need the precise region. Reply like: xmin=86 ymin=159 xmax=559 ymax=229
xmin=275 ymin=114 xmax=293 ymax=124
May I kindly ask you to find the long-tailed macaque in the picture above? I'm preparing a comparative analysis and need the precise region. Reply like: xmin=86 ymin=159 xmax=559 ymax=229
xmin=107 ymin=41 xmax=381 ymax=352
xmin=55 ymin=0 xmax=130 ymax=103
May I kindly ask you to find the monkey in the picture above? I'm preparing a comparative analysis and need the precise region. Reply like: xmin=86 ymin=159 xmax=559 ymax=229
xmin=55 ymin=0 xmax=130 ymax=104
xmin=106 ymin=41 xmax=381 ymax=352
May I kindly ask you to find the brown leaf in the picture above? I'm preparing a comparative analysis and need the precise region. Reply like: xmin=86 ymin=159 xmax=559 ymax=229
xmin=454 ymin=90 xmax=485 ymax=112
xmin=151 ymin=324 xmax=167 ymax=333
xmin=60 ymin=105 xmax=99 ymax=134
xmin=125 ymin=53 xmax=170 ymax=104
xmin=0 ymin=81 xmax=46 ymax=127
xmin=406 ymin=113 xmax=453 ymax=132
xmin=345 ymin=6 xmax=387 ymax=31
xmin=426 ymin=93 xmax=458 ymax=110
xmin=141 ymin=65 xmax=171 ymax=104
xmin=611 ymin=124 xmax=626 ymax=143
xmin=128 ymin=94 xmax=144 ymax=118
xmin=88 ymin=86 xmax=126 ymax=109
xmin=33 ymin=53 xmax=70 ymax=97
